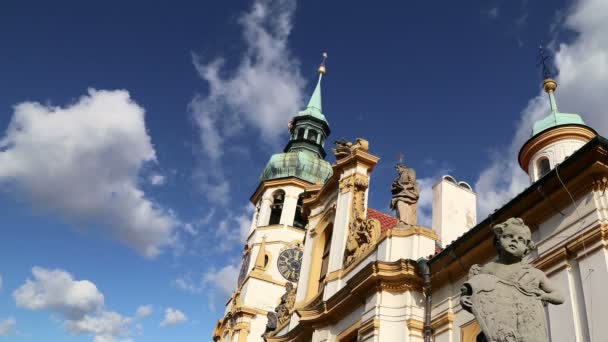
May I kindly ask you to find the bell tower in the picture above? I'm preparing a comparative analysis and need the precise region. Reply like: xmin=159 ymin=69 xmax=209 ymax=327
xmin=518 ymin=47 xmax=596 ymax=183
xmin=212 ymin=54 xmax=333 ymax=342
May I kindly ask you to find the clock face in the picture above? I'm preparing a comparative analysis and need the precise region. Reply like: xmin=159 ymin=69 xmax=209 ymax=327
xmin=238 ymin=252 xmax=251 ymax=286
xmin=277 ymin=248 xmax=303 ymax=282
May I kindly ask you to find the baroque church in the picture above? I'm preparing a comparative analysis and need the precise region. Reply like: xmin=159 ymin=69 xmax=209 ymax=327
xmin=212 ymin=56 xmax=608 ymax=342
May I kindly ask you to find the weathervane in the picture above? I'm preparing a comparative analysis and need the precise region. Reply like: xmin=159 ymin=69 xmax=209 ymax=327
xmin=537 ymin=46 xmax=553 ymax=80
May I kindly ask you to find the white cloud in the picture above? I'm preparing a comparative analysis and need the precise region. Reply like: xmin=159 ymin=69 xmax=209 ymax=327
xmin=148 ymin=174 xmax=166 ymax=186
xmin=135 ymin=305 xmax=153 ymax=318
xmin=66 ymin=311 xmax=132 ymax=339
xmin=0 ymin=318 xmax=16 ymax=336
xmin=0 ymin=89 xmax=178 ymax=258
xmin=190 ymin=0 xmax=303 ymax=203
xmin=173 ymin=275 xmax=201 ymax=294
xmin=474 ymin=0 xmax=608 ymax=219
xmin=202 ymin=264 xmax=239 ymax=297
xmin=14 ymin=267 xmax=104 ymax=320
xmin=160 ymin=308 xmax=187 ymax=327
xmin=14 ymin=267 xmax=134 ymax=341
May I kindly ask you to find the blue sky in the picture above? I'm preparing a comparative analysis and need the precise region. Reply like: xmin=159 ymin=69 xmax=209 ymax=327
xmin=1 ymin=0 xmax=608 ymax=341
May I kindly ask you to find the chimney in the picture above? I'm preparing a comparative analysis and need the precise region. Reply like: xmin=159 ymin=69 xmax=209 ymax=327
xmin=432 ymin=175 xmax=476 ymax=247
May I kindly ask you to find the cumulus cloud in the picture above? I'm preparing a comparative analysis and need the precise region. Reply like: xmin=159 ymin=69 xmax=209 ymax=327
xmin=474 ymin=0 xmax=608 ymax=219
xmin=66 ymin=311 xmax=132 ymax=339
xmin=190 ymin=0 xmax=304 ymax=203
xmin=14 ymin=267 xmax=104 ymax=320
xmin=0 ymin=89 xmax=178 ymax=257
xmin=14 ymin=267 xmax=134 ymax=341
xmin=135 ymin=305 xmax=153 ymax=318
xmin=160 ymin=308 xmax=187 ymax=327
xmin=202 ymin=264 xmax=239 ymax=297
xmin=0 ymin=318 xmax=16 ymax=336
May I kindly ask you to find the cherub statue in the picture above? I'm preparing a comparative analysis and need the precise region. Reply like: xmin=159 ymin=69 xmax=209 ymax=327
xmin=390 ymin=163 xmax=420 ymax=227
xmin=460 ymin=218 xmax=564 ymax=342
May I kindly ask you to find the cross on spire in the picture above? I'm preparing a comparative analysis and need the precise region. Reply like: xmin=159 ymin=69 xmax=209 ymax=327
xmin=537 ymin=46 xmax=553 ymax=80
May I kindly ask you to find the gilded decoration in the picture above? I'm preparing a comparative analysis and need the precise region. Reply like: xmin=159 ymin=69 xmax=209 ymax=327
xmin=339 ymin=170 xmax=381 ymax=268
xmin=276 ymin=282 xmax=297 ymax=325
xmin=343 ymin=214 xmax=381 ymax=268
xmin=332 ymin=138 xmax=369 ymax=160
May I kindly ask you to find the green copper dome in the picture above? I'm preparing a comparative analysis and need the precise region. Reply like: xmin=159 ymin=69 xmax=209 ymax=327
xmin=260 ymin=150 xmax=333 ymax=184
xmin=531 ymin=79 xmax=587 ymax=136
xmin=532 ymin=112 xmax=586 ymax=136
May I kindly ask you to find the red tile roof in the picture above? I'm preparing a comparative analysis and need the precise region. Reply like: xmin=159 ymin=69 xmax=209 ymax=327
xmin=367 ymin=208 xmax=398 ymax=232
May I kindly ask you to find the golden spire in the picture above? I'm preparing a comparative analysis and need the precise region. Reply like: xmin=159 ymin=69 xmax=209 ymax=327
xmin=318 ymin=52 xmax=328 ymax=75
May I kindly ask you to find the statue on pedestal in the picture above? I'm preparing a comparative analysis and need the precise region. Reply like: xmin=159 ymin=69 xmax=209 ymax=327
xmin=460 ymin=218 xmax=564 ymax=342
xmin=390 ymin=163 xmax=420 ymax=227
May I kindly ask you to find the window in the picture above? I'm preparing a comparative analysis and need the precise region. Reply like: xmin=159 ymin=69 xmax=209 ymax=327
xmin=318 ymin=225 xmax=333 ymax=294
xmin=537 ymin=157 xmax=551 ymax=179
xmin=268 ymin=190 xmax=285 ymax=225
xmin=307 ymin=129 xmax=318 ymax=142
xmin=297 ymin=128 xmax=305 ymax=140
xmin=293 ymin=194 xmax=308 ymax=228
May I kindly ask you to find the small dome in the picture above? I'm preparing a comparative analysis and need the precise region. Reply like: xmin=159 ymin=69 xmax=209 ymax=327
xmin=532 ymin=112 xmax=586 ymax=137
xmin=260 ymin=150 xmax=333 ymax=184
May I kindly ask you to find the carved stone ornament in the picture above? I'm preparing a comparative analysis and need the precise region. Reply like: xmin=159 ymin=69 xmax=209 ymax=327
xmin=273 ymin=282 xmax=296 ymax=327
xmin=332 ymin=138 xmax=369 ymax=160
xmin=460 ymin=218 xmax=564 ymax=342
xmin=343 ymin=212 xmax=381 ymax=268
xmin=390 ymin=163 xmax=420 ymax=227
xmin=339 ymin=173 xmax=369 ymax=194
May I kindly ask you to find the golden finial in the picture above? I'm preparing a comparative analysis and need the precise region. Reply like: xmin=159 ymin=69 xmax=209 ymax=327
xmin=318 ymin=52 xmax=328 ymax=75
xmin=543 ymin=78 xmax=557 ymax=93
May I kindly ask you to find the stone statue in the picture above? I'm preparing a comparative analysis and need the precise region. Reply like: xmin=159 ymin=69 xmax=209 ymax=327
xmin=390 ymin=163 xmax=420 ymax=227
xmin=262 ymin=311 xmax=278 ymax=339
xmin=275 ymin=282 xmax=296 ymax=326
xmin=460 ymin=218 xmax=564 ymax=342
xmin=332 ymin=138 xmax=369 ymax=160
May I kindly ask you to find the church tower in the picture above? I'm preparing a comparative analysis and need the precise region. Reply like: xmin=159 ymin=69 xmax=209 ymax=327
xmin=212 ymin=55 xmax=333 ymax=342
xmin=519 ymin=49 xmax=597 ymax=183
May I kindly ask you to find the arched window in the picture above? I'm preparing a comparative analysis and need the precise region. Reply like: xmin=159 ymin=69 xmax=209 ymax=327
xmin=297 ymin=128 xmax=305 ymax=140
xmin=268 ymin=190 xmax=285 ymax=225
xmin=293 ymin=194 xmax=307 ymax=228
xmin=536 ymin=157 xmax=551 ymax=179
xmin=307 ymin=130 xmax=318 ymax=142
xmin=318 ymin=225 xmax=333 ymax=294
